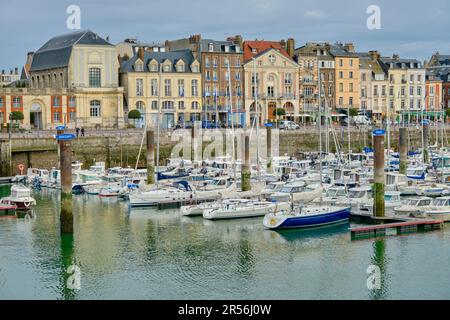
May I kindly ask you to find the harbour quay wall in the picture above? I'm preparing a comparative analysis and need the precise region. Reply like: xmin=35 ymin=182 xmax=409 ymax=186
xmin=0 ymin=127 xmax=446 ymax=176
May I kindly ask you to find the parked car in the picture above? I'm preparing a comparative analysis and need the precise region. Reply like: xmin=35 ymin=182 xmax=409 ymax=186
xmin=352 ymin=115 xmax=372 ymax=125
xmin=279 ymin=120 xmax=300 ymax=130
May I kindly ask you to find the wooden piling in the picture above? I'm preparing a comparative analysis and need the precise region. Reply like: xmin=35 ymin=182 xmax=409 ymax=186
xmin=146 ymin=130 xmax=155 ymax=185
xmin=241 ymin=135 xmax=251 ymax=191
xmin=59 ymin=129 xmax=73 ymax=234
xmin=373 ymin=134 xmax=385 ymax=217
xmin=266 ymin=127 xmax=272 ymax=173
xmin=423 ymin=123 xmax=429 ymax=164
xmin=399 ymin=127 xmax=407 ymax=175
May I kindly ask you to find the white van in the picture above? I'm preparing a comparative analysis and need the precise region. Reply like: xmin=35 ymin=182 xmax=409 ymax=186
xmin=352 ymin=115 xmax=372 ymax=125
xmin=279 ymin=120 xmax=300 ymax=130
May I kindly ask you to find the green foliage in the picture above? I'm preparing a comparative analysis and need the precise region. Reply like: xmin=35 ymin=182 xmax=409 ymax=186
xmin=11 ymin=111 xmax=24 ymax=121
xmin=273 ymin=108 xmax=286 ymax=117
xmin=348 ymin=108 xmax=359 ymax=117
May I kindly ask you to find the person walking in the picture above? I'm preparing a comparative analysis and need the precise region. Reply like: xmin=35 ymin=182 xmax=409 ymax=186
xmin=81 ymin=127 xmax=85 ymax=137
xmin=76 ymin=127 xmax=80 ymax=137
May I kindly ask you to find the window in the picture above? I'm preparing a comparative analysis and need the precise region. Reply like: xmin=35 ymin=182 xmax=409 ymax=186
xmin=69 ymin=111 xmax=76 ymax=122
xmin=89 ymin=68 xmax=101 ymax=87
xmin=235 ymin=58 xmax=241 ymax=67
xmin=136 ymin=101 xmax=145 ymax=112
xmin=225 ymin=70 xmax=230 ymax=81
xmin=213 ymin=71 xmax=218 ymax=81
xmin=164 ymin=79 xmax=171 ymax=96
xmin=178 ymin=101 xmax=185 ymax=110
xmin=12 ymin=97 xmax=21 ymax=108
xmin=224 ymin=58 xmax=229 ymax=67
xmin=389 ymin=86 xmax=394 ymax=96
xmin=52 ymin=96 xmax=61 ymax=107
xmin=90 ymin=100 xmax=101 ymax=117
xmin=268 ymin=54 xmax=276 ymax=64
xmin=163 ymin=64 xmax=171 ymax=72
xmin=401 ymin=86 xmax=405 ymax=96
xmin=191 ymin=80 xmax=198 ymax=97
xmin=339 ymin=59 xmax=343 ymax=67
xmin=236 ymin=84 xmax=242 ymax=96
xmin=349 ymin=71 xmax=353 ymax=79
xmin=191 ymin=101 xmax=199 ymax=110
xmin=177 ymin=63 xmax=185 ymax=72
xmin=235 ymin=71 xmax=241 ymax=81
xmin=192 ymin=65 xmax=199 ymax=73
xmin=267 ymin=86 xmax=274 ymax=97
xmin=68 ymin=96 xmax=76 ymax=108
xmin=374 ymin=85 xmax=378 ymax=96
xmin=410 ymin=75 xmax=414 ymax=82
xmin=401 ymin=100 xmax=405 ymax=109
xmin=410 ymin=86 xmax=414 ymax=96
xmin=339 ymin=71 xmax=343 ymax=79
xmin=53 ymin=111 xmax=60 ymax=122
xmin=410 ymin=99 xmax=414 ymax=109
xmin=285 ymin=73 xmax=292 ymax=84
xmin=339 ymin=83 xmax=343 ymax=92
xmin=339 ymin=97 xmax=343 ymax=106
xmin=362 ymin=74 xmax=366 ymax=81
xmin=304 ymin=87 xmax=314 ymax=96
xmin=151 ymin=79 xmax=158 ymax=96
xmin=213 ymin=58 xmax=218 ymax=68
xmin=151 ymin=101 xmax=158 ymax=110
xmin=178 ymin=80 xmax=185 ymax=97
xmin=418 ymin=75 xmax=422 ymax=83
xmin=205 ymin=57 xmax=210 ymax=68
xmin=205 ymin=70 xmax=211 ymax=81
xmin=150 ymin=63 xmax=158 ymax=72
xmin=0 ymin=97 xmax=3 ymax=107
xmin=349 ymin=83 xmax=353 ymax=92
xmin=162 ymin=101 xmax=174 ymax=110
xmin=349 ymin=59 xmax=353 ymax=67
xmin=135 ymin=63 xmax=143 ymax=72
xmin=382 ymin=86 xmax=386 ymax=96
xmin=136 ymin=79 xmax=144 ymax=96
xmin=349 ymin=97 xmax=353 ymax=106
xmin=417 ymin=87 xmax=422 ymax=96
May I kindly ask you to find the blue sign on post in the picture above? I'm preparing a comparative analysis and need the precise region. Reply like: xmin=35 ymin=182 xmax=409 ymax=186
xmin=56 ymin=133 xmax=76 ymax=141
xmin=372 ymin=129 xmax=386 ymax=136
xmin=265 ymin=123 xmax=273 ymax=127
xmin=56 ymin=125 xmax=66 ymax=131
xmin=421 ymin=119 xmax=430 ymax=125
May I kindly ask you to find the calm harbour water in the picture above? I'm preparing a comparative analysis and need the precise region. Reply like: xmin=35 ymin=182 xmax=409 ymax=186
xmin=1 ymin=184 xmax=450 ymax=300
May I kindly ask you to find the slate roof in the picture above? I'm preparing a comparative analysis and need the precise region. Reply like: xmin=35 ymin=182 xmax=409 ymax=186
xmin=380 ymin=57 xmax=423 ymax=69
xmin=30 ymin=30 xmax=112 ymax=72
xmin=328 ymin=43 xmax=358 ymax=58
xmin=120 ymin=49 xmax=197 ymax=73
xmin=426 ymin=66 xmax=450 ymax=82
xmin=199 ymin=39 xmax=241 ymax=53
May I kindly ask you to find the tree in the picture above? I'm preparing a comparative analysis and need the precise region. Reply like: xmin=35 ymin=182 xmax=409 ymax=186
xmin=446 ymin=108 xmax=450 ymax=121
xmin=127 ymin=109 xmax=142 ymax=127
xmin=273 ymin=108 xmax=286 ymax=117
xmin=348 ymin=108 xmax=359 ymax=117
xmin=10 ymin=111 xmax=24 ymax=121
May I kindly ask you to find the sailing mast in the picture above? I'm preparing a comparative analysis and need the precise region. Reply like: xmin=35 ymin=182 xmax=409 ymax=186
xmin=227 ymin=62 xmax=237 ymax=183
xmin=155 ymin=63 xmax=162 ymax=187
xmin=318 ymin=64 xmax=323 ymax=186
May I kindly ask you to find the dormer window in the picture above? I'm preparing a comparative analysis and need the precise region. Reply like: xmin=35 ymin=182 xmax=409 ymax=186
xmin=135 ymin=62 xmax=144 ymax=72
xmin=163 ymin=64 xmax=171 ymax=72
xmin=149 ymin=61 xmax=159 ymax=72
xmin=235 ymin=46 xmax=241 ymax=53
xmin=177 ymin=61 xmax=185 ymax=72
xmin=192 ymin=64 xmax=199 ymax=73
xmin=224 ymin=46 xmax=230 ymax=53
xmin=208 ymin=43 xmax=214 ymax=52
xmin=252 ymin=48 xmax=257 ymax=54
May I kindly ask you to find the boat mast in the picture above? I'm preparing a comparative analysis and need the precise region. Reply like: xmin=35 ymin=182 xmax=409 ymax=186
xmin=227 ymin=62 xmax=237 ymax=183
xmin=252 ymin=58 xmax=261 ymax=178
xmin=318 ymin=64 xmax=323 ymax=186
xmin=155 ymin=63 xmax=162 ymax=187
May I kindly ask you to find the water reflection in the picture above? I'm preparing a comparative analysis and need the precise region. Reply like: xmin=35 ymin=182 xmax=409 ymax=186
xmin=369 ymin=238 xmax=388 ymax=300
xmin=59 ymin=233 xmax=76 ymax=300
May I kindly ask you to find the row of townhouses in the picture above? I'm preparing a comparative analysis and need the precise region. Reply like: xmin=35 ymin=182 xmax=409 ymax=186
xmin=1 ymin=30 xmax=449 ymax=129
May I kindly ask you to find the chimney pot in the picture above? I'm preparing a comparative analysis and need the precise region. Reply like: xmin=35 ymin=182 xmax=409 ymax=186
xmin=137 ymin=47 xmax=145 ymax=62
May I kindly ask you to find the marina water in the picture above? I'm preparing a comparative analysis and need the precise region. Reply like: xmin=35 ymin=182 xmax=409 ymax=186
xmin=1 ymin=185 xmax=450 ymax=299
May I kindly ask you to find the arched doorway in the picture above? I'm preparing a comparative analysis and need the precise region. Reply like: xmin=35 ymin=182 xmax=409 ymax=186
xmin=284 ymin=102 xmax=295 ymax=121
xmin=30 ymin=102 xmax=43 ymax=129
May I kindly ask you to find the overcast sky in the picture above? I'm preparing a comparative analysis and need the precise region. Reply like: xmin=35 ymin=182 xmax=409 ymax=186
xmin=1 ymin=0 xmax=449 ymax=71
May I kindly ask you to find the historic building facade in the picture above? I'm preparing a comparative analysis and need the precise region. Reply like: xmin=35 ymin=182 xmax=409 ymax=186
xmin=242 ymin=41 xmax=300 ymax=126
xmin=0 ymin=30 xmax=124 ymax=129
xmin=380 ymin=55 xmax=426 ymax=121
xmin=165 ymin=35 xmax=244 ymax=126
xmin=331 ymin=43 xmax=360 ymax=112
xmin=120 ymin=48 xmax=202 ymax=129
xmin=427 ymin=52 xmax=450 ymax=111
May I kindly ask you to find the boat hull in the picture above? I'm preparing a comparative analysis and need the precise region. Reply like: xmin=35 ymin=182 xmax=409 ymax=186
xmin=264 ymin=207 xmax=351 ymax=230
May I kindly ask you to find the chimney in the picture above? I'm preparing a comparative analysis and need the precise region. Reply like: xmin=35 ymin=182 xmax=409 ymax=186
xmin=10 ymin=69 xmax=13 ymax=75
xmin=189 ymin=34 xmax=201 ymax=44
xmin=106 ymin=36 xmax=110 ymax=43
xmin=344 ymin=43 xmax=355 ymax=53
xmin=280 ymin=39 xmax=286 ymax=51
xmin=369 ymin=50 xmax=380 ymax=61
xmin=15 ymin=67 xmax=18 ymax=75
xmin=1 ymin=70 xmax=4 ymax=75
xmin=393 ymin=53 xmax=400 ymax=60
xmin=26 ymin=51 xmax=34 ymax=66
xmin=227 ymin=35 xmax=243 ymax=48
xmin=137 ymin=47 xmax=145 ymax=62
xmin=287 ymin=38 xmax=295 ymax=58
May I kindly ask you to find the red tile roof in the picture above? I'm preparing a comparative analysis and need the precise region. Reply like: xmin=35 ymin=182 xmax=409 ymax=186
xmin=243 ymin=41 xmax=291 ymax=62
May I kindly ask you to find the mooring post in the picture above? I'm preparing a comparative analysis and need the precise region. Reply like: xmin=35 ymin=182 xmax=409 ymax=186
xmin=423 ymin=123 xmax=429 ymax=164
xmin=399 ymin=127 xmax=407 ymax=175
xmin=241 ymin=134 xmax=251 ymax=191
xmin=105 ymin=137 xmax=111 ymax=169
xmin=0 ymin=140 xmax=12 ymax=177
xmin=146 ymin=129 xmax=155 ymax=184
xmin=373 ymin=132 xmax=385 ymax=217
xmin=266 ymin=126 xmax=272 ymax=173
xmin=191 ymin=121 xmax=201 ymax=166
xmin=59 ymin=129 xmax=73 ymax=234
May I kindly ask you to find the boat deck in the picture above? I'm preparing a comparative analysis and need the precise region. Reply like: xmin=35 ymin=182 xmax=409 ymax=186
xmin=0 ymin=205 xmax=17 ymax=217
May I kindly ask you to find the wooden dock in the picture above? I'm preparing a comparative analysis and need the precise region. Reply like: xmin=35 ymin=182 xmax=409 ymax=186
xmin=351 ymin=219 xmax=444 ymax=240
xmin=0 ymin=177 xmax=13 ymax=184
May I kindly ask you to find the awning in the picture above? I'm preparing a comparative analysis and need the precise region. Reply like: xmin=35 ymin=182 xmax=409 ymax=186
xmin=331 ymin=113 xmax=347 ymax=117
xmin=293 ymin=114 xmax=312 ymax=117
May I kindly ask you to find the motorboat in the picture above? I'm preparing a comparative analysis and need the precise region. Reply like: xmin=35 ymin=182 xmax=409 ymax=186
xmin=394 ymin=197 xmax=432 ymax=216
xmin=422 ymin=197 xmax=450 ymax=221
xmin=336 ymin=186 xmax=372 ymax=210
xmin=263 ymin=205 xmax=351 ymax=229
xmin=360 ymin=191 xmax=402 ymax=213
xmin=0 ymin=185 xmax=36 ymax=210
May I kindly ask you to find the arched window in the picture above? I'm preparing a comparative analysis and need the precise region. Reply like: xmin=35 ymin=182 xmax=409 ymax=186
xmin=90 ymin=100 xmax=101 ymax=117
xmin=136 ymin=101 xmax=145 ymax=112
xmin=191 ymin=101 xmax=199 ymax=110
xmin=53 ymin=73 xmax=57 ymax=88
